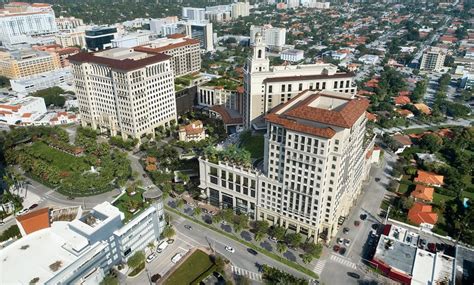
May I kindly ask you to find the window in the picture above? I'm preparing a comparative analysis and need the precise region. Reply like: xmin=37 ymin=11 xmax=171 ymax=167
xmin=258 ymin=49 xmax=262 ymax=58
xmin=281 ymin=85 xmax=286 ymax=92
xmin=288 ymin=84 xmax=292 ymax=92
xmin=299 ymin=83 xmax=303 ymax=91
xmin=269 ymin=85 xmax=272 ymax=93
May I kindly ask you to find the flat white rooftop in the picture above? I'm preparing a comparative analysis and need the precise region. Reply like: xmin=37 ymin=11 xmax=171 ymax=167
xmin=96 ymin=48 xmax=152 ymax=61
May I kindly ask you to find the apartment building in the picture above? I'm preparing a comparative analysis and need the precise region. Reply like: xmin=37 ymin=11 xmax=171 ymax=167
xmin=250 ymin=25 xmax=286 ymax=50
xmin=199 ymin=89 xmax=373 ymax=241
xmin=420 ymin=47 xmax=447 ymax=72
xmin=111 ymin=31 xmax=152 ymax=48
xmin=150 ymin=16 xmax=179 ymax=35
xmin=182 ymin=7 xmax=206 ymax=22
xmin=69 ymin=48 xmax=177 ymax=140
xmin=55 ymin=16 xmax=84 ymax=31
xmin=232 ymin=2 xmax=250 ymax=18
xmin=55 ymin=29 xmax=86 ymax=48
xmin=0 ymin=2 xmax=58 ymax=45
xmin=1 ymin=190 xmax=165 ymax=285
xmin=197 ymin=85 xmax=243 ymax=113
xmin=134 ymin=34 xmax=201 ymax=77
xmin=0 ymin=49 xmax=61 ymax=79
xmin=244 ymin=34 xmax=357 ymax=128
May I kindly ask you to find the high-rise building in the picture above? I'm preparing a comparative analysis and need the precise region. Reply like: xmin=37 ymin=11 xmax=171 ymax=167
xmin=0 ymin=49 xmax=61 ymax=79
xmin=185 ymin=22 xmax=214 ymax=52
xmin=182 ymin=7 xmax=206 ymax=22
xmin=55 ymin=16 xmax=84 ymax=31
xmin=420 ymin=47 xmax=447 ymax=72
xmin=149 ymin=16 xmax=179 ymax=35
xmin=286 ymin=0 xmax=300 ymax=9
xmin=250 ymin=25 xmax=286 ymax=50
xmin=244 ymin=33 xmax=357 ymax=128
xmin=198 ymin=89 xmax=374 ymax=241
xmin=232 ymin=2 xmax=251 ymax=18
xmin=0 ymin=2 xmax=58 ymax=45
xmin=134 ymin=34 xmax=201 ymax=77
xmin=55 ymin=29 xmax=87 ymax=48
xmin=69 ymin=48 xmax=177 ymax=140
xmin=85 ymin=26 xmax=118 ymax=51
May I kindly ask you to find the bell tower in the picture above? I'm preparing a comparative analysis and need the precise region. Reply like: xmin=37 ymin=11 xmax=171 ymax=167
xmin=246 ymin=32 xmax=269 ymax=74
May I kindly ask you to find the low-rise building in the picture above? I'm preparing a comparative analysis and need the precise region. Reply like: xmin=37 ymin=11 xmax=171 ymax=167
xmin=408 ymin=202 xmax=438 ymax=227
xmin=0 ymin=96 xmax=47 ymax=125
xmin=280 ymin=49 xmax=304 ymax=62
xmin=111 ymin=31 xmax=152 ymax=48
xmin=178 ymin=120 xmax=206 ymax=142
xmin=414 ymin=170 xmax=444 ymax=187
xmin=410 ymin=184 xmax=434 ymax=203
xmin=0 ymin=49 xmax=61 ymax=79
xmin=55 ymin=29 xmax=86 ymax=48
xmin=0 ymin=196 xmax=165 ymax=285
xmin=32 ymin=45 xmax=80 ymax=67
xmin=391 ymin=134 xmax=413 ymax=154
xmin=359 ymin=54 xmax=380 ymax=65
xmin=10 ymin=68 xmax=73 ymax=94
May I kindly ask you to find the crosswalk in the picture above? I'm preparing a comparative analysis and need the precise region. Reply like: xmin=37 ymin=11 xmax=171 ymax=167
xmin=330 ymin=254 xmax=357 ymax=269
xmin=313 ymin=260 xmax=326 ymax=275
xmin=231 ymin=265 xmax=262 ymax=281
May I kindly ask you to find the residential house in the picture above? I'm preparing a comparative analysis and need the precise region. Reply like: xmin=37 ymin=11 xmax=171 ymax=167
xmin=408 ymin=202 xmax=438 ymax=227
xmin=393 ymin=95 xmax=411 ymax=106
xmin=413 ymin=103 xmax=431 ymax=115
xmin=410 ymin=184 xmax=434 ymax=203
xmin=396 ymin=109 xmax=415 ymax=118
xmin=392 ymin=134 xmax=413 ymax=154
xmin=178 ymin=120 xmax=206 ymax=142
xmin=414 ymin=170 xmax=444 ymax=187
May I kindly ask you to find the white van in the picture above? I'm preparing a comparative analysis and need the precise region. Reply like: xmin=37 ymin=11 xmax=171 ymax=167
xmin=156 ymin=240 xmax=169 ymax=253
xmin=171 ymin=253 xmax=183 ymax=264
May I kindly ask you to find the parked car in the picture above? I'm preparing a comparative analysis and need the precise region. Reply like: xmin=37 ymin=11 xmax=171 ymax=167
xmin=146 ymin=252 xmax=157 ymax=263
xmin=142 ymin=173 xmax=147 ymax=178
xmin=343 ymin=227 xmax=350 ymax=234
xmin=17 ymin=208 xmax=29 ymax=215
xmin=347 ymin=272 xmax=361 ymax=279
xmin=375 ymin=177 xmax=381 ymax=182
xmin=333 ymin=245 xmax=340 ymax=252
xmin=184 ymin=225 xmax=192 ymax=230
xmin=354 ymin=221 xmax=360 ymax=227
xmin=247 ymin=248 xmax=258 ymax=255
xmin=29 ymin=204 xmax=38 ymax=210
xmin=337 ymin=238 xmax=344 ymax=245
xmin=339 ymin=247 xmax=346 ymax=255
xmin=428 ymin=243 xmax=436 ymax=253
xmin=360 ymin=214 xmax=367 ymax=221
xmin=167 ymin=239 xmax=175 ymax=244
xmin=151 ymin=274 xmax=161 ymax=282
xmin=344 ymin=239 xmax=351 ymax=247
xmin=225 ymin=246 xmax=235 ymax=253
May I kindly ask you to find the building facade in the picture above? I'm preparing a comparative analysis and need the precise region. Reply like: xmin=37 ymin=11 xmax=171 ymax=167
xmin=55 ymin=16 xmax=84 ymax=31
xmin=244 ymin=34 xmax=357 ymax=128
xmin=184 ymin=22 xmax=214 ymax=52
xmin=182 ymin=7 xmax=206 ymax=22
xmin=420 ymin=47 xmax=447 ymax=71
xmin=0 ymin=2 xmax=58 ymax=45
xmin=111 ymin=31 xmax=152 ymax=48
xmin=69 ymin=48 xmax=177 ymax=140
xmin=199 ymin=90 xmax=373 ymax=241
xmin=178 ymin=120 xmax=206 ymax=142
xmin=0 ymin=49 xmax=61 ymax=79
xmin=280 ymin=49 xmax=305 ymax=62
xmin=55 ymin=30 xmax=87 ymax=48
xmin=231 ymin=2 xmax=250 ymax=18
xmin=1 ymin=195 xmax=165 ymax=285
xmin=134 ymin=34 xmax=201 ymax=77
xmin=10 ymin=68 xmax=73 ymax=94
xmin=250 ymin=25 xmax=286 ymax=51
xmin=197 ymin=85 xmax=243 ymax=113
xmin=85 ymin=26 xmax=118 ymax=51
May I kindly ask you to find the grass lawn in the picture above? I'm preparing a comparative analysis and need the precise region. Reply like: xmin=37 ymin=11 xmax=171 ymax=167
xmin=398 ymin=183 xmax=410 ymax=194
xmin=29 ymin=142 xmax=90 ymax=171
xmin=462 ymin=191 xmax=474 ymax=200
xmin=164 ymin=250 xmax=214 ymax=285
xmin=239 ymin=133 xmax=265 ymax=159
xmin=433 ymin=192 xmax=455 ymax=205
xmin=112 ymin=188 xmax=147 ymax=222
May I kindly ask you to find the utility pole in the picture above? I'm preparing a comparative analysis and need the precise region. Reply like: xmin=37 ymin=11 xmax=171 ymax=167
xmin=384 ymin=205 xmax=391 ymax=225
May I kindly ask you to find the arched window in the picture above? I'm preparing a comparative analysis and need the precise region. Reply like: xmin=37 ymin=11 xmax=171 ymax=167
xmin=258 ymin=49 xmax=262 ymax=58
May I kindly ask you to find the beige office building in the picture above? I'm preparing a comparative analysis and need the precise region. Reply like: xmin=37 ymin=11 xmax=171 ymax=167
xmin=420 ymin=47 xmax=447 ymax=72
xmin=69 ymin=48 xmax=177 ymax=140
xmin=244 ymin=33 xmax=357 ymax=128
xmin=199 ymin=89 xmax=374 ymax=241
xmin=55 ymin=30 xmax=86 ymax=48
xmin=0 ymin=49 xmax=61 ymax=79
xmin=134 ymin=34 xmax=201 ymax=77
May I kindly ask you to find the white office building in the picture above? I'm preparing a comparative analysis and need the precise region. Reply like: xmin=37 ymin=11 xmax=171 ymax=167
xmin=232 ymin=2 xmax=251 ymax=18
xmin=69 ymin=48 xmax=177 ymax=140
xmin=0 ymin=95 xmax=47 ymax=125
xmin=280 ymin=49 xmax=305 ymax=62
xmin=182 ymin=7 xmax=206 ymax=22
xmin=250 ymin=25 xmax=286 ymax=51
xmin=199 ymin=89 xmax=374 ymax=241
xmin=244 ymin=34 xmax=357 ymax=128
xmin=0 ymin=192 xmax=165 ymax=285
xmin=111 ymin=31 xmax=152 ymax=48
xmin=10 ymin=68 xmax=73 ymax=94
xmin=150 ymin=16 xmax=179 ymax=35
xmin=420 ymin=47 xmax=447 ymax=72
xmin=0 ymin=2 xmax=58 ymax=46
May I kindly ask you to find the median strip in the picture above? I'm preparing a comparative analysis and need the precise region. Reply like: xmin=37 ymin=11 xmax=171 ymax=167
xmin=165 ymin=206 xmax=318 ymax=280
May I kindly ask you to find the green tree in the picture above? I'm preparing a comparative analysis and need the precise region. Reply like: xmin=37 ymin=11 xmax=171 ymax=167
xmin=162 ymin=226 xmax=175 ymax=239
xmin=285 ymin=233 xmax=302 ymax=248
xmin=194 ymin=207 xmax=202 ymax=217
xmin=301 ymin=253 xmax=313 ymax=264
xmin=277 ymin=242 xmax=287 ymax=254
xmin=0 ymin=75 xmax=10 ymax=87
xmin=176 ymin=199 xmax=184 ymax=209
xmin=269 ymin=226 xmax=286 ymax=241
xmin=127 ymin=251 xmax=145 ymax=270
xmin=420 ymin=134 xmax=443 ymax=153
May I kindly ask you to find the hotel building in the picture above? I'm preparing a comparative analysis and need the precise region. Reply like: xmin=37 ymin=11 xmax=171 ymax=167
xmin=0 ymin=49 xmax=61 ymax=79
xmin=199 ymin=89 xmax=374 ymax=241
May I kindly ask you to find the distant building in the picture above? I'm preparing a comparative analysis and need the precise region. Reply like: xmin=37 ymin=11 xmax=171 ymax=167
xmin=198 ymin=82 xmax=243 ymax=113
xmin=134 ymin=34 xmax=201 ymax=77
xmin=55 ymin=16 xmax=84 ymax=31
xmin=182 ymin=7 xmax=206 ymax=22
xmin=178 ymin=120 xmax=206 ymax=142
xmin=0 ymin=96 xmax=47 ymax=125
xmin=149 ymin=16 xmax=179 ymax=35
xmin=359 ymin=54 xmax=380 ymax=65
xmin=32 ymin=45 xmax=80 ymax=67
xmin=111 ymin=31 xmax=152 ymax=48
xmin=250 ymin=25 xmax=286 ymax=51
xmin=286 ymin=0 xmax=300 ymax=9
xmin=69 ymin=48 xmax=177 ymax=140
xmin=184 ymin=22 xmax=214 ymax=52
xmin=0 ymin=49 xmax=61 ymax=79
xmin=55 ymin=29 xmax=86 ymax=48
xmin=0 ymin=2 xmax=58 ymax=45
xmin=1 ymin=198 xmax=165 ymax=285
xmin=420 ymin=47 xmax=447 ymax=72
xmin=231 ymin=2 xmax=250 ymax=18
xmin=10 ymin=68 xmax=73 ymax=94
xmin=280 ymin=49 xmax=304 ymax=62
xmin=85 ymin=26 xmax=118 ymax=51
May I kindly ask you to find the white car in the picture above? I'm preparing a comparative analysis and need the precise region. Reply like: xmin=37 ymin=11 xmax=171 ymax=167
xmin=344 ymin=239 xmax=351 ymax=247
xmin=225 ymin=246 xmax=235 ymax=253
xmin=337 ymin=238 xmax=343 ymax=245
xmin=17 ymin=208 xmax=29 ymax=216
xmin=146 ymin=252 xmax=157 ymax=263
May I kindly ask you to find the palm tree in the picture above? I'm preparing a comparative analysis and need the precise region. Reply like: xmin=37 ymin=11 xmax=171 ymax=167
xmin=277 ymin=243 xmax=287 ymax=254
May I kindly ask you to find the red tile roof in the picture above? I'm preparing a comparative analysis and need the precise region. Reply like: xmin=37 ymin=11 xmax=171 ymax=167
xmin=393 ymin=95 xmax=411 ymax=105
xmin=366 ymin=112 xmax=377 ymax=122
xmin=392 ymin=134 xmax=412 ymax=146
xmin=262 ymin=72 xmax=354 ymax=83
xmin=210 ymin=105 xmax=243 ymax=125
xmin=411 ymin=184 xmax=434 ymax=202
xmin=68 ymin=52 xmax=171 ymax=72
xmin=16 ymin=208 xmax=50 ymax=235
xmin=414 ymin=170 xmax=444 ymax=186
xmin=396 ymin=109 xmax=414 ymax=117
xmin=408 ymin=203 xmax=438 ymax=225
xmin=167 ymin=33 xmax=186 ymax=39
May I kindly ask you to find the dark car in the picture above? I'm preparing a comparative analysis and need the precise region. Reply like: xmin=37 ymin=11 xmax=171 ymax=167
xmin=347 ymin=272 xmax=361 ymax=279
xmin=333 ymin=245 xmax=341 ymax=252
xmin=142 ymin=173 xmax=147 ymax=178
xmin=184 ymin=225 xmax=192 ymax=230
xmin=360 ymin=214 xmax=367 ymax=220
xmin=339 ymin=247 xmax=346 ymax=255
xmin=29 ymin=204 xmax=38 ymax=210
xmin=375 ymin=177 xmax=381 ymax=182
xmin=247 ymin=248 xmax=258 ymax=255
xmin=151 ymin=274 xmax=161 ymax=282
xmin=354 ymin=220 xmax=360 ymax=227
xmin=343 ymin=227 xmax=350 ymax=234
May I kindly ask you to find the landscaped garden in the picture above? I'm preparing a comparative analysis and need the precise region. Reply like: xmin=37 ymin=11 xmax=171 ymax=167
xmin=239 ymin=130 xmax=265 ymax=159
xmin=204 ymin=77 xmax=240 ymax=90
xmin=3 ymin=126 xmax=132 ymax=197
xmin=113 ymin=185 xmax=148 ymax=223
xmin=164 ymin=250 xmax=215 ymax=285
